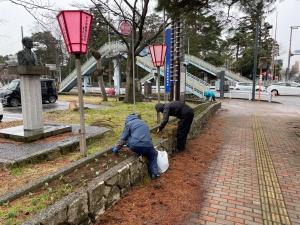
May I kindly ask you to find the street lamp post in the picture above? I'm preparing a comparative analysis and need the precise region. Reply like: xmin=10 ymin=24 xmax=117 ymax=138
xmin=149 ymin=44 xmax=167 ymax=123
xmin=286 ymin=26 xmax=300 ymax=81
xmin=57 ymin=10 xmax=93 ymax=157
xmin=119 ymin=20 xmax=134 ymax=103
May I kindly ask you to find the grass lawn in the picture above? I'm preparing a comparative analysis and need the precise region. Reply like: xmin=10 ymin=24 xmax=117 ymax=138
xmin=45 ymin=99 xmax=158 ymax=153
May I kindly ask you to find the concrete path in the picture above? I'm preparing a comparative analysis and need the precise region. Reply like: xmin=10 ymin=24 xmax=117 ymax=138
xmin=185 ymin=99 xmax=300 ymax=225
xmin=2 ymin=101 xmax=106 ymax=121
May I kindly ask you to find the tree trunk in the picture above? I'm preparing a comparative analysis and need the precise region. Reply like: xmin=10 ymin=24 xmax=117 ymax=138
xmin=108 ymin=61 xmax=112 ymax=87
xmin=236 ymin=40 xmax=240 ymax=61
xmin=124 ymin=55 xmax=134 ymax=103
xmin=96 ymin=60 xmax=108 ymax=102
xmin=98 ymin=75 xmax=107 ymax=102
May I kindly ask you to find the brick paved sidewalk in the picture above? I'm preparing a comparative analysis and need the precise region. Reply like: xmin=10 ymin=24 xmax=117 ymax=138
xmin=184 ymin=100 xmax=300 ymax=225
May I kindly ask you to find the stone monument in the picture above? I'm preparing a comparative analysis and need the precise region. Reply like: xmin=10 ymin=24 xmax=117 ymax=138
xmin=17 ymin=37 xmax=44 ymax=130
xmin=0 ymin=37 xmax=71 ymax=142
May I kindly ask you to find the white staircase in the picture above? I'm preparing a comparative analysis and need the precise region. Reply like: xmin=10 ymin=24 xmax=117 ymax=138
xmin=59 ymin=41 xmax=126 ymax=92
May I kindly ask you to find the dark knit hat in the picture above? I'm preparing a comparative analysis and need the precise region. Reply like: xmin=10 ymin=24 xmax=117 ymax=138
xmin=155 ymin=103 xmax=165 ymax=113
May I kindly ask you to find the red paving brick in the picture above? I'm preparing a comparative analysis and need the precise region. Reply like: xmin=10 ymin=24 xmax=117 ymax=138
xmin=184 ymin=100 xmax=300 ymax=225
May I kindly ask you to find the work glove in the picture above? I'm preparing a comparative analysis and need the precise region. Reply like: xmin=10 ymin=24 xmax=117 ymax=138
xmin=112 ymin=146 xmax=119 ymax=154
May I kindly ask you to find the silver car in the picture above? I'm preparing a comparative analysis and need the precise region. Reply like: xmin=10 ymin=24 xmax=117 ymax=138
xmin=267 ymin=82 xmax=300 ymax=96
xmin=234 ymin=82 xmax=266 ymax=92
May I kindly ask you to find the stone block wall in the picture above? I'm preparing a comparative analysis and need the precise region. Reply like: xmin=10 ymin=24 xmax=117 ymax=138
xmin=22 ymin=102 xmax=221 ymax=225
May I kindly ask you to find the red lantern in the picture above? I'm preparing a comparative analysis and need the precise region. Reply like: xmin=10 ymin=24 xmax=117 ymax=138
xmin=57 ymin=10 xmax=93 ymax=54
xmin=149 ymin=44 xmax=167 ymax=68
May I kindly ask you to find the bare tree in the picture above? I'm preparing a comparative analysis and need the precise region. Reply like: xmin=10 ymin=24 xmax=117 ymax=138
xmin=90 ymin=0 xmax=170 ymax=103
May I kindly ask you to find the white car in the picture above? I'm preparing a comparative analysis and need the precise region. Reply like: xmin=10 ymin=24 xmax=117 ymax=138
xmin=0 ymin=101 xmax=3 ymax=122
xmin=234 ymin=82 xmax=266 ymax=92
xmin=267 ymin=82 xmax=300 ymax=96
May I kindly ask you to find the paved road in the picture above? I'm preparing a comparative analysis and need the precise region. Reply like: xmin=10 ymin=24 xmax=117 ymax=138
xmin=2 ymin=101 xmax=104 ymax=121
xmin=216 ymin=90 xmax=300 ymax=105
xmin=273 ymin=95 xmax=300 ymax=106
xmin=184 ymin=100 xmax=300 ymax=225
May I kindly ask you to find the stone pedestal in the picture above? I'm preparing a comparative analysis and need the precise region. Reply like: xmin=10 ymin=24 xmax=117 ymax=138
xmin=16 ymin=66 xmax=48 ymax=130
xmin=20 ymin=75 xmax=43 ymax=130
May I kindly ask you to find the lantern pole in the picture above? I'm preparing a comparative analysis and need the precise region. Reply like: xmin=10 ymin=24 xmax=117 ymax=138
xmin=163 ymin=9 xmax=167 ymax=103
xmin=132 ymin=28 xmax=136 ymax=105
xmin=75 ymin=53 xmax=87 ymax=156
xmin=157 ymin=66 xmax=161 ymax=103
xmin=157 ymin=66 xmax=161 ymax=123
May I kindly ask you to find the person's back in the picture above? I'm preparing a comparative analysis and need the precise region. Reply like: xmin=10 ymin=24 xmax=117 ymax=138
xmin=155 ymin=101 xmax=194 ymax=151
xmin=113 ymin=114 xmax=159 ymax=179
xmin=156 ymin=101 xmax=193 ymax=119
xmin=121 ymin=114 xmax=153 ymax=148
xmin=204 ymin=90 xmax=216 ymax=101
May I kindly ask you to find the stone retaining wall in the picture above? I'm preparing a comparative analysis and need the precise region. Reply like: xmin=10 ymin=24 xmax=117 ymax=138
xmin=22 ymin=102 xmax=221 ymax=225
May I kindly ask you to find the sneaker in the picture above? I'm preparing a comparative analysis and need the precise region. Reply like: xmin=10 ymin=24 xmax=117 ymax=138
xmin=151 ymin=174 xmax=160 ymax=180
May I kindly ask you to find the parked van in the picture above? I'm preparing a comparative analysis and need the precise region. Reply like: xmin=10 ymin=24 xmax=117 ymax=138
xmin=0 ymin=79 xmax=57 ymax=107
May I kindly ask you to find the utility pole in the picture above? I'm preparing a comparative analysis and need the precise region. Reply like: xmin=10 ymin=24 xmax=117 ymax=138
xmin=287 ymin=27 xmax=294 ymax=81
xmin=286 ymin=26 xmax=300 ymax=81
xmin=271 ymin=11 xmax=278 ymax=81
xmin=132 ymin=24 xmax=136 ymax=105
xmin=163 ymin=9 xmax=167 ymax=103
xmin=170 ymin=20 xmax=175 ymax=101
xmin=107 ymin=0 xmax=112 ymax=87
xmin=170 ymin=19 xmax=182 ymax=101
xmin=21 ymin=26 xmax=24 ymax=49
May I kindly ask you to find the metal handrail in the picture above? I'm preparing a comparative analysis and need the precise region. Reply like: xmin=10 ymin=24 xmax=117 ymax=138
xmin=186 ymin=54 xmax=251 ymax=83
xmin=186 ymin=72 xmax=210 ymax=87
xmin=140 ymin=73 xmax=154 ymax=84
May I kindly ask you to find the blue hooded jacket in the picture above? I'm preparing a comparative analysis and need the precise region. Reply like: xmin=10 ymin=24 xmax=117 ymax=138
xmin=204 ymin=90 xmax=216 ymax=98
xmin=119 ymin=114 xmax=153 ymax=149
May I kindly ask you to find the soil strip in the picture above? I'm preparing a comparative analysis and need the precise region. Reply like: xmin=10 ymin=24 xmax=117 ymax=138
xmin=94 ymin=115 xmax=224 ymax=225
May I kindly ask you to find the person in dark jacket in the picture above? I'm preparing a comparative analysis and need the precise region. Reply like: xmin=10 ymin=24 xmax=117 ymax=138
xmin=112 ymin=114 xmax=160 ymax=179
xmin=155 ymin=101 xmax=194 ymax=152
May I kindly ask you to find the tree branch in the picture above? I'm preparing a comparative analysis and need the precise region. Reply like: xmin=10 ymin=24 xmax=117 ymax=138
xmin=136 ymin=20 xmax=171 ymax=55
xmin=7 ymin=0 xmax=57 ymax=12
xmin=113 ymin=0 xmax=131 ymax=21
xmin=123 ymin=0 xmax=142 ymax=18
xmin=135 ymin=0 xmax=149 ymax=50
xmin=90 ymin=0 xmax=129 ymax=49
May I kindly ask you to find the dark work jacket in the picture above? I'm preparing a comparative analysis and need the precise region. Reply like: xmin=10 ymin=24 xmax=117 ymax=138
xmin=157 ymin=101 xmax=194 ymax=130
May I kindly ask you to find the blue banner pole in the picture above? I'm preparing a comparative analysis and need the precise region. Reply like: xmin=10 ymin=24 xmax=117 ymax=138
xmin=165 ymin=28 xmax=171 ymax=96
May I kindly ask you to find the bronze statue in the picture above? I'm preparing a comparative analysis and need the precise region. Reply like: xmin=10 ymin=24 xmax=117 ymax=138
xmin=17 ymin=37 xmax=37 ymax=66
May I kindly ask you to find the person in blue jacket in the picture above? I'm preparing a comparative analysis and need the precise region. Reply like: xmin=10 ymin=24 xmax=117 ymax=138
xmin=112 ymin=114 xmax=160 ymax=179
xmin=204 ymin=90 xmax=216 ymax=101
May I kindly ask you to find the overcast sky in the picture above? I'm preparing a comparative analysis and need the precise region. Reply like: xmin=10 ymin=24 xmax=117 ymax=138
xmin=0 ymin=0 xmax=300 ymax=68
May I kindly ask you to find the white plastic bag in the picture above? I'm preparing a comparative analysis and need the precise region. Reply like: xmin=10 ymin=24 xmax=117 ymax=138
xmin=157 ymin=150 xmax=169 ymax=173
